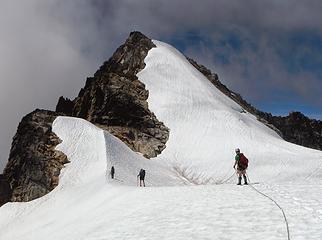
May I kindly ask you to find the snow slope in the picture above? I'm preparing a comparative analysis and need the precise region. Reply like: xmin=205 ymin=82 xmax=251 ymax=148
xmin=1 ymin=40 xmax=322 ymax=240
xmin=137 ymin=40 xmax=322 ymax=184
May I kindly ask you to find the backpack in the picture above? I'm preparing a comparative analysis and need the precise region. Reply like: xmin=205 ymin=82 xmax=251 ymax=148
xmin=238 ymin=153 xmax=249 ymax=169
xmin=140 ymin=169 xmax=146 ymax=178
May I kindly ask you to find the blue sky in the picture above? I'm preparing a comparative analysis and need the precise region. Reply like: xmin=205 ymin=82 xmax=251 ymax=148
xmin=163 ymin=29 xmax=322 ymax=119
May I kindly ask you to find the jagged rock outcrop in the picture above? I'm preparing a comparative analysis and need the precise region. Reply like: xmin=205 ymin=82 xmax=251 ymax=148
xmin=2 ymin=109 xmax=68 ymax=202
xmin=188 ymin=57 xmax=322 ymax=150
xmin=267 ymin=112 xmax=322 ymax=150
xmin=56 ymin=31 xmax=169 ymax=158
xmin=56 ymin=96 xmax=74 ymax=116
xmin=0 ymin=174 xmax=10 ymax=206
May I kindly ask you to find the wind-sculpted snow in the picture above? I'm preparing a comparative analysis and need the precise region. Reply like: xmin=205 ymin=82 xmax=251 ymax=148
xmin=1 ymin=40 xmax=322 ymax=240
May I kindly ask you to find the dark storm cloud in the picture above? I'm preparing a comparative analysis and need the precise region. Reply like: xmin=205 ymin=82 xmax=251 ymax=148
xmin=90 ymin=0 xmax=322 ymax=107
xmin=92 ymin=0 xmax=322 ymax=34
xmin=1 ymin=0 xmax=322 ymax=169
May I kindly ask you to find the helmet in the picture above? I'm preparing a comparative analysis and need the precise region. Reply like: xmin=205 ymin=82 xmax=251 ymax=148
xmin=235 ymin=148 xmax=240 ymax=153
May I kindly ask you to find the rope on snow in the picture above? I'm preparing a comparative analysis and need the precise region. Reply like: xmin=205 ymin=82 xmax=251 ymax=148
xmin=246 ymin=173 xmax=291 ymax=240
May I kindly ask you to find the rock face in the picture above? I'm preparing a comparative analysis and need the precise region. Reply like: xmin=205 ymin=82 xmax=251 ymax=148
xmin=188 ymin=57 xmax=322 ymax=150
xmin=2 ymin=110 xmax=68 ymax=202
xmin=266 ymin=112 xmax=322 ymax=150
xmin=56 ymin=96 xmax=73 ymax=116
xmin=56 ymin=31 xmax=169 ymax=158
xmin=0 ymin=174 xmax=10 ymax=206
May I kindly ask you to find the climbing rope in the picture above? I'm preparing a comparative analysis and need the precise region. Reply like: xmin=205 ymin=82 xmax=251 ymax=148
xmin=219 ymin=172 xmax=235 ymax=184
xmin=246 ymin=173 xmax=291 ymax=240
xmin=216 ymin=170 xmax=290 ymax=239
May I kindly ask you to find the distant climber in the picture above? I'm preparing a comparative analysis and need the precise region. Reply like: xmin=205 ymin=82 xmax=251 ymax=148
xmin=137 ymin=169 xmax=146 ymax=187
xmin=110 ymin=166 xmax=115 ymax=179
xmin=233 ymin=148 xmax=248 ymax=185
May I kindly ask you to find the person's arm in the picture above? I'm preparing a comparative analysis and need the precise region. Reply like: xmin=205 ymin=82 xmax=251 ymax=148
xmin=233 ymin=155 xmax=239 ymax=169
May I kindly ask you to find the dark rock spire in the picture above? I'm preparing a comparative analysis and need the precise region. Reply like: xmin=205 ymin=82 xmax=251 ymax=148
xmin=56 ymin=31 xmax=169 ymax=159
xmin=2 ymin=110 xmax=68 ymax=204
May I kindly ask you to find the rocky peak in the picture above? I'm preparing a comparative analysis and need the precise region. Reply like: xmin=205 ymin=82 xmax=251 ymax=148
xmin=56 ymin=96 xmax=73 ymax=116
xmin=0 ymin=174 xmax=10 ymax=206
xmin=2 ymin=109 xmax=68 ymax=203
xmin=56 ymin=31 xmax=169 ymax=158
xmin=94 ymin=31 xmax=156 ymax=78
xmin=269 ymin=112 xmax=322 ymax=149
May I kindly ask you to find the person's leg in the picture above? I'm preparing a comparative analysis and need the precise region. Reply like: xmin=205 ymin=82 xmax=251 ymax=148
xmin=243 ymin=171 xmax=248 ymax=184
xmin=238 ymin=177 xmax=242 ymax=185
xmin=237 ymin=170 xmax=242 ymax=185
xmin=143 ymin=180 xmax=145 ymax=187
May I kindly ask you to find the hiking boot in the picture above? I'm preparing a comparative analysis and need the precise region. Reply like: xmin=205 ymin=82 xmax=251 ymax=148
xmin=237 ymin=177 xmax=242 ymax=185
xmin=243 ymin=175 xmax=248 ymax=185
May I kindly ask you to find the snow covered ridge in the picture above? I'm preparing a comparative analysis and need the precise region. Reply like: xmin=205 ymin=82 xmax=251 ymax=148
xmin=52 ymin=116 xmax=179 ymax=187
xmin=1 ymin=35 xmax=322 ymax=240
xmin=137 ymin=40 xmax=322 ymax=182
xmin=1 ymin=113 xmax=321 ymax=239
xmin=34 ymin=39 xmax=322 ymax=187
xmin=187 ymin=55 xmax=322 ymax=151
xmin=1 ymin=31 xmax=321 ymax=207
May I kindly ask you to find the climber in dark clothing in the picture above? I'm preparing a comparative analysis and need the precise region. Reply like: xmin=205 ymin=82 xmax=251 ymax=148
xmin=110 ymin=166 xmax=115 ymax=179
xmin=137 ymin=169 xmax=146 ymax=187
xmin=233 ymin=148 xmax=248 ymax=185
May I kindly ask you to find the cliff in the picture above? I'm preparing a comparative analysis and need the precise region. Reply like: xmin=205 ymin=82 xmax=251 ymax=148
xmin=56 ymin=31 xmax=169 ymax=159
xmin=1 ymin=110 xmax=68 ymax=204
